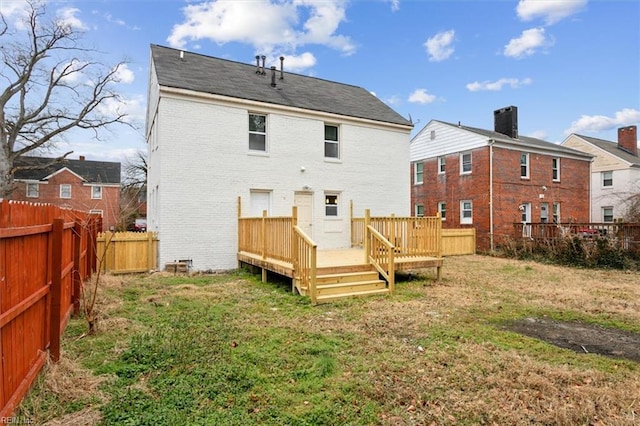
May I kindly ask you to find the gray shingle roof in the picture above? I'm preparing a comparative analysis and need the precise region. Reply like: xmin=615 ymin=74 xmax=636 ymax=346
xmin=575 ymin=134 xmax=640 ymax=166
xmin=435 ymin=120 xmax=593 ymax=159
xmin=14 ymin=156 xmax=121 ymax=184
xmin=150 ymin=44 xmax=413 ymax=128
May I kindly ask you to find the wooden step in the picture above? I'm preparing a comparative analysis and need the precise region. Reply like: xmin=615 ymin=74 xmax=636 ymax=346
xmin=316 ymin=279 xmax=386 ymax=296
xmin=316 ymin=263 xmax=373 ymax=275
xmin=315 ymin=288 xmax=390 ymax=304
xmin=315 ymin=270 xmax=380 ymax=285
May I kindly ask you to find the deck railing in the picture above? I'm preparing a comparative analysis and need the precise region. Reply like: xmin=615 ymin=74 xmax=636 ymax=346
xmin=292 ymin=225 xmax=317 ymax=303
xmin=366 ymin=225 xmax=395 ymax=293
xmin=238 ymin=212 xmax=293 ymax=262
xmin=512 ymin=222 xmax=640 ymax=249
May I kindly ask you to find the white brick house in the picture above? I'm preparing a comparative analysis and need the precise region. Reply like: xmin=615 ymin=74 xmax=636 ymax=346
xmin=146 ymin=45 xmax=413 ymax=271
xmin=561 ymin=126 xmax=639 ymax=222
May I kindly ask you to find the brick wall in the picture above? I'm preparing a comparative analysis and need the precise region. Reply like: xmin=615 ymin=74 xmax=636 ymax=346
xmin=412 ymin=146 xmax=590 ymax=251
xmin=12 ymin=169 xmax=120 ymax=231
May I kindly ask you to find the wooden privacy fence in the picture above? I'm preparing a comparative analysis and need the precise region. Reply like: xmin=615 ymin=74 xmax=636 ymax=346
xmin=0 ymin=200 xmax=100 ymax=418
xmin=441 ymin=228 xmax=476 ymax=256
xmin=97 ymin=232 xmax=158 ymax=274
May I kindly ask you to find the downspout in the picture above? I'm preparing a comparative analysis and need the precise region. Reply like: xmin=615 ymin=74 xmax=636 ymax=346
xmin=489 ymin=139 xmax=494 ymax=251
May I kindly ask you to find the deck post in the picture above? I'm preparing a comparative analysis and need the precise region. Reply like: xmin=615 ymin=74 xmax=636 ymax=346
xmin=291 ymin=206 xmax=298 ymax=293
xmin=261 ymin=210 xmax=267 ymax=260
xmin=390 ymin=213 xmax=396 ymax=249
xmin=237 ymin=196 xmax=242 ymax=269
xmin=364 ymin=209 xmax=371 ymax=263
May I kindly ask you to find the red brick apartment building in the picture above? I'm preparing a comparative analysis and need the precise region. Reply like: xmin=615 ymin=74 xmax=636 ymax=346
xmin=12 ymin=156 xmax=121 ymax=231
xmin=410 ymin=107 xmax=594 ymax=251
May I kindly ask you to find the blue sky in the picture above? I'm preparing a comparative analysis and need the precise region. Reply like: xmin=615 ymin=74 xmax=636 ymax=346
xmin=2 ymin=0 xmax=639 ymax=163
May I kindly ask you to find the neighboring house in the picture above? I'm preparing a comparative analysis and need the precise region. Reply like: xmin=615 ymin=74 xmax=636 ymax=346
xmin=410 ymin=106 xmax=593 ymax=251
xmin=561 ymin=125 xmax=639 ymax=222
xmin=12 ymin=156 xmax=121 ymax=231
xmin=146 ymin=45 xmax=413 ymax=271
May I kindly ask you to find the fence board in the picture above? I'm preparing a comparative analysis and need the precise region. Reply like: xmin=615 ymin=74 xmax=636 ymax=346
xmin=442 ymin=228 xmax=476 ymax=256
xmin=0 ymin=200 xmax=99 ymax=417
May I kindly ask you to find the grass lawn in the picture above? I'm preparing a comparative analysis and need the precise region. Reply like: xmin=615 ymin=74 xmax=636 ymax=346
xmin=16 ymin=255 xmax=640 ymax=425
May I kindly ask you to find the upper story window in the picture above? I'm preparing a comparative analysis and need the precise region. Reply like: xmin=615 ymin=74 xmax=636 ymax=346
xmin=438 ymin=201 xmax=446 ymax=220
xmin=460 ymin=200 xmax=472 ymax=224
xmin=26 ymin=183 xmax=39 ymax=198
xmin=249 ymin=113 xmax=267 ymax=152
xmin=415 ymin=204 xmax=424 ymax=217
xmin=520 ymin=153 xmax=530 ymax=179
xmin=460 ymin=152 xmax=472 ymax=175
xmin=324 ymin=124 xmax=340 ymax=159
xmin=438 ymin=156 xmax=446 ymax=174
xmin=325 ymin=193 xmax=339 ymax=217
xmin=602 ymin=171 xmax=613 ymax=187
xmin=414 ymin=162 xmax=423 ymax=185
xmin=91 ymin=185 xmax=103 ymax=199
xmin=552 ymin=157 xmax=560 ymax=181
xmin=430 ymin=130 xmax=436 ymax=140
xmin=60 ymin=184 xmax=71 ymax=199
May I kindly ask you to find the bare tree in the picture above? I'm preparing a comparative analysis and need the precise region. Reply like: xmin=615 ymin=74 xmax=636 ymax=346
xmin=119 ymin=149 xmax=147 ymax=230
xmin=0 ymin=0 xmax=130 ymax=197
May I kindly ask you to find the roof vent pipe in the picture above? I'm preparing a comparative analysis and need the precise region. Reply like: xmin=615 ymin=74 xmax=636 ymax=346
xmin=255 ymin=55 xmax=260 ymax=74
xmin=261 ymin=55 xmax=266 ymax=75
xmin=279 ymin=56 xmax=285 ymax=80
xmin=180 ymin=50 xmax=184 ymax=60
xmin=270 ymin=66 xmax=277 ymax=87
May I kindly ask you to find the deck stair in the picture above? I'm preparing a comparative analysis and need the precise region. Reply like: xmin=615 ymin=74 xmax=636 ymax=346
xmin=314 ymin=268 xmax=388 ymax=304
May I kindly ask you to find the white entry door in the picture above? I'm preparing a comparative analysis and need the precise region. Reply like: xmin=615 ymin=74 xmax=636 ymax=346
xmin=294 ymin=192 xmax=313 ymax=237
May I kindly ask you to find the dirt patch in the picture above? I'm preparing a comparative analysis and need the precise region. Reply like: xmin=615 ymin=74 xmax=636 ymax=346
xmin=504 ymin=317 xmax=640 ymax=362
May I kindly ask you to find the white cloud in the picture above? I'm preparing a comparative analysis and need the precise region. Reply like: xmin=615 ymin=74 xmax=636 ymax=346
xmin=503 ymin=27 xmax=553 ymax=58
xmin=517 ymin=0 xmax=587 ymax=25
xmin=278 ymin=52 xmax=317 ymax=72
xmin=387 ymin=0 xmax=400 ymax=12
xmin=113 ymin=64 xmax=135 ymax=84
xmin=56 ymin=7 xmax=88 ymax=31
xmin=564 ymin=108 xmax=640 ymax=135
xmin=466 ymin=77 xmax=533 ymax=92
xmin=424 ymin=30 xmax=455 ymax=62
xmin=528 ymin=130 xmax=548 ymax=140
xmin=57 ymin=60 xmax=87 ymax=84
xmin=408 ymin=89 xmax=436 ymax=104
xmin=166 ymin=0 xmax=355 ymax=67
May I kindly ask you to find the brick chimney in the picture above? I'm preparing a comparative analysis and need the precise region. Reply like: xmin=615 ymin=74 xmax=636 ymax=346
xmin=494 ymin=106 xmax=518 ymax=139
xmin=618 ymin=125 xmax=638 ymax=156
xmin=79 ymin=155 xmax=85 ymax=161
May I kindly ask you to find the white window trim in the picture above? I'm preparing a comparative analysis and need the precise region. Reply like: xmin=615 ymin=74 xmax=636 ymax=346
xmin=248 ymin=113 xmax=268 ymax=153
xmin=414 ymin=162 xmax=423 ymax=185
xmin=438 ymin=201 xmax=446 ymax=221
xmin=91 ymin=185 xmax=103 ymax=200
xmin=415 ymin=204 xmax=424 ymax=217
xmin=601 ymin=171 xmax=613 ymax=188
xmin=437 ymin=156 xmax=446 ymax=174
xmin=520 ymin=153 xmax=530 ymax=179
xmin=553 ymin=202 xmax=561 ymax=224
xmin=460 ymin=152 xmax=472 ymax=175
xmin=602 ymin=206 xmax=614 ymax=222
xmin=60 ymin=184 xmax=72 ymax=199
xmin=26 ymin=182 xmax=39 ymax=198
xmin=460 ymin=200 xmax=472 ymax=224
xmin=552 ymin=157 xmax=560 ymax=182
xmin=89 ymin=209 xmax=103 ymax=217
xmin=520 ymin=202 xmax=531 ymax=223
xmin=324 ymin=192 xmax=340 ymax=218
xmin=324 ymin=124 xmax=340 ymax=160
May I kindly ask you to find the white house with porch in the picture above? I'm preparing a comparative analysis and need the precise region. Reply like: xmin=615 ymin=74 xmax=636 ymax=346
xmin=146 ymin=45 xmax=414 ymax=272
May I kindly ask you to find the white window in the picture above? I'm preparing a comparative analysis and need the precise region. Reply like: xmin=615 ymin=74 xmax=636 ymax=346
xmin=520 ymin=153 xmax=529 ymax=179
xmin=249 ymin=113 xmax=267 ymax=152
xmin=602 ymin=171 xmax=613 ymax=187
xmin=540 ymin=202 xmax=549 ymax=223
xmin=520 ymin=202 xmax=531 ymax=223
xmin=415 ymin=204 xmax=424 ymax=217
xmin=460 ymin=152 xmax=472 ymax=174
xmin=324 ymin=124 xmax=339 ymax=159
xmin=89 ymin=209 xmax=103 ymax=217
xmin=26 ymin=183 xmax=39 ymax=198
xmin=602 ymin=206 xmax=614 ymax=222
xmin=552 ymin=158 xmax=560 ymax=181
xmin=325 ymin=193 xmax=339 ymax=217
xmin=438 ymin=201 xmax=446 ymax=220
xmin=414 ymin=162 xmax=423 ymax=185
xmin=60 ymin=184 xmax=71 ymax=199
xmin=460 ymin=200 xmax=472 ymax=224
xmin=438 ymin=156 xmax=446 ymax=174
xmin=553 ymin=202 xmax=560 ymax=224
xmin=91 ymin=185 xmax=103 ymax=199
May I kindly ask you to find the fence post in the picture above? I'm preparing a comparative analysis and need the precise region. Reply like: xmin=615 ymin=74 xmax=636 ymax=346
xmin=72 ymin=220 xmax=82 ymax=317
xmin=50 ymin=218 xmax=64 ymax=362
xmin=364 ymin=209 xmax=371 ymax=263
xmin=147 ymin=231 xmax=154 ymax=271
